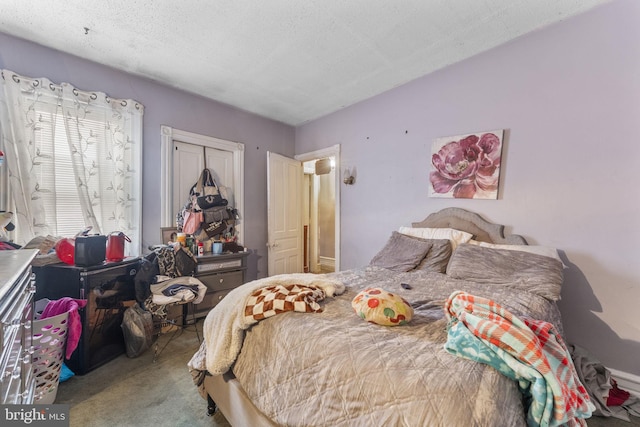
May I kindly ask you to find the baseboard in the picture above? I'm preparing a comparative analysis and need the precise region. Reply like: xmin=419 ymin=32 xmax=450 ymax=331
xmin=609 ymin=368 xmax=640 ymax=398
xmin=319 ymin=256 xmax=335 ymax=272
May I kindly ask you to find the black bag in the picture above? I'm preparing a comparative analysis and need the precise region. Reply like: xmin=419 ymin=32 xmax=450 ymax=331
xmin=203 ymin=206 xmax=232 ymax=223
xmin=121 ymin=303 xmax=154 ymax=358
xmin=197 ymin=193 xmax=228 ymax=209
xmin=191 ymin=169 xmax=228 ymax=210
xmin=204 ymin=220 xmax=227 ymax=238
xmin=175 ymin=246 xmax=197 ymax=276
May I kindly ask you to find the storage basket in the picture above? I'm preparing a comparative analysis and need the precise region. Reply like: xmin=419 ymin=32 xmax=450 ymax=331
xmin=32 ymin=299 xmax=69 ymax=404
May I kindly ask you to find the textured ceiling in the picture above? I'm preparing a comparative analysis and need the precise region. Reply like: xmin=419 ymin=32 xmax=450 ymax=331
xmin=0 ymin=0 xmax=610 ymax=126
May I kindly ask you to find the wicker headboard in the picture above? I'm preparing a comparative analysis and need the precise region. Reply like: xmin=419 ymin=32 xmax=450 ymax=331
xmin=412 ymin=207 xmax=527 ymax=245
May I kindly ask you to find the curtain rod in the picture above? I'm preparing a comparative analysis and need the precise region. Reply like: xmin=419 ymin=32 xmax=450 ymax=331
xmin=1 ymin=69 xmax=143 ymax=110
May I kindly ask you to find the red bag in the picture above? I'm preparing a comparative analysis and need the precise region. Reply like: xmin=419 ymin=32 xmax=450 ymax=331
xmin=182 ymin=210 xmax=203 ymax=235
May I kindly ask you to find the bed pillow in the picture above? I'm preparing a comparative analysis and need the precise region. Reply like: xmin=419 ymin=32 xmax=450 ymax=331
xmin=413 ymin=238 xmax=452 ymax=273
xmin=446 ymin=244 xmax=563 ymax=301
xmin=467 ymin=240 xmax=563 ymax=264
xmin=369 ymin=231 xmax=433 ymax=272
xmin=398 ymin=226 xmax=473 ymax=251
xmin=352 ymin=288 xmax=413 ymax=326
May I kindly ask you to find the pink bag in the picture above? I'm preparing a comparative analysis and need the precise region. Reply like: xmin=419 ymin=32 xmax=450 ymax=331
xmin=182 ymin=210 xmax=203 ymax=235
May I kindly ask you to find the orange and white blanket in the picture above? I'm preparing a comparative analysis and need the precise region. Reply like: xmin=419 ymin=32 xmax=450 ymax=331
xmin=244 ymin=283 xmax=326 ymax=322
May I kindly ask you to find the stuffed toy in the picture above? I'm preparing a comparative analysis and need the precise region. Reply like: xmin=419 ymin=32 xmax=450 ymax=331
xmin=352 ymin=287 xmax=413 ymax=326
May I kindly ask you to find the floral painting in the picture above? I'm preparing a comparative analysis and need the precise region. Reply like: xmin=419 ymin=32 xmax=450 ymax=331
xmin=429 ymin=129 xmax=504 ymax=199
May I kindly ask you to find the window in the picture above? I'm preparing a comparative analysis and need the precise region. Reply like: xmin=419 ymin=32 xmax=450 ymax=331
xmin=0 ymin=70 xmax=143 ymax=255
xmin=34 ymin=108 xmax=97 ymax=237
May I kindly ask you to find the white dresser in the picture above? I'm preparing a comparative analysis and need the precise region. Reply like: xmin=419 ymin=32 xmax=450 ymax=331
xmin=0 ymin=249 xmax=38 ymax=404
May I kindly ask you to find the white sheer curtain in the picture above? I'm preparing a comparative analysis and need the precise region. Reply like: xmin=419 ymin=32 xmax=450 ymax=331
xmin=0 ymin=69 xmax=144 ymax=255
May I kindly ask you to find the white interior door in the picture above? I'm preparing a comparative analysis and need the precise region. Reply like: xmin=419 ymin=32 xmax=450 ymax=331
xmin=172 ymin=141 xmax=205 ymax=214
xmin=173 ymin=144 xmax=235 ymax=212
xmin=267 ymin=152 xmax=303 ymax=276
xmin=205 ymin=147 xmax=235 ymax=205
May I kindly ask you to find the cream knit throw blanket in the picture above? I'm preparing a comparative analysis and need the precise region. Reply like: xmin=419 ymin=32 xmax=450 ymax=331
xmin=194 ymin=273 xmax=345 ymax=376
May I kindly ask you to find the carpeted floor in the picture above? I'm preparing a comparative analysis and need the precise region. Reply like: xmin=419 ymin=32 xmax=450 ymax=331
xmin=588 ymin=413 xmax=640 ymax=427
xmin=55 ymin=320 xmax=229 ymax=427
xmin=54 ymin=319 xmax=639 ymax=427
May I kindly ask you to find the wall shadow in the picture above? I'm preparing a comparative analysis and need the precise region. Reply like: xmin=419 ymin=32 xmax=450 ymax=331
xmin=557 ymin=250 xmax=640 ymax=377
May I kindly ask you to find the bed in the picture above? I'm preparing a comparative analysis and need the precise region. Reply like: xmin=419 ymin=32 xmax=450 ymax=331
xmin=188 ymin=207 xmax=592 ymax=427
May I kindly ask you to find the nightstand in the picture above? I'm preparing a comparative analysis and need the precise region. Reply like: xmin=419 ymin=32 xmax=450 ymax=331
xmin=186 ymin=251 xmax=248 ymax=321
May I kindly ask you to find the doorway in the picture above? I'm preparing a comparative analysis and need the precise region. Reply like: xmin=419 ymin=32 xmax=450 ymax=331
xmin=303 ymin=158 xmax=335 ymax=273
xmin=295 ymin=144 xmax=341 ymax=273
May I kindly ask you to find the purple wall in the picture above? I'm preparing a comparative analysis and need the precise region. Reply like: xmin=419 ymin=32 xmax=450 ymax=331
xmin=297 ymin=0 xmax=640 ymax=377
xmin=0 ymin=32 xmax=295 ymax=280
xmin=2 ymin=0 xmax=639 ymax=380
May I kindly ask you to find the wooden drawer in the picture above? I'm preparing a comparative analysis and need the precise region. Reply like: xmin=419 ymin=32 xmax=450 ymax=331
xmin=196 ymin=255 xmax=245 ymax=274
xmin=191 ymin=289 xmax=233 ymax=319
xmin=197 ymin=270 xmax=243 ymax=292
xmin=186 ymin=252 xmax=248 ymax=322
xmin=188 ymin=270 xmax=244 ymax=320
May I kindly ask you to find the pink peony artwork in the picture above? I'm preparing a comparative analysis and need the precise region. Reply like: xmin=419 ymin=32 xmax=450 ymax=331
xmin=429 ymin=129 xmax=504 ymax=199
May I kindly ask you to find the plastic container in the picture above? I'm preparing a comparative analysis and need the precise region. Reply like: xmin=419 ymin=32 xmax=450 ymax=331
xmin=32 ymin=299 xmax=69 ymax=404
xmin=55 ymin=238 xmax=76 ymax=265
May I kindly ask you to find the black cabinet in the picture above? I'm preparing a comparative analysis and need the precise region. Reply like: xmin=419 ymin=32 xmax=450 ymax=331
xmin=34 ymin=258 xmax=140 ymax=375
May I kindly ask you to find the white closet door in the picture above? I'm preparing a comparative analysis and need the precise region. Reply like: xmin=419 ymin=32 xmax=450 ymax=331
xmin=205 ymin=147 xmax=235 ymax=206
xmin=173 ymin=141 xmax=205 ymax=216
xmin=162 ymin=126 xmax=244 ymax=243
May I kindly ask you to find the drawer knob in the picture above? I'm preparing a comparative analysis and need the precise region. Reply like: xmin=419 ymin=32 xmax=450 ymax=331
xmin=218 ymin=295 xmax=223 ymax=301
xmin=219 ymin=278 xmax=224 ymax=283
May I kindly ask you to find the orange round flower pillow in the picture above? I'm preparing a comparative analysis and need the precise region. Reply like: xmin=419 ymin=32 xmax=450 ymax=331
xmin=352 ymin=288 xmax=413 ymax=326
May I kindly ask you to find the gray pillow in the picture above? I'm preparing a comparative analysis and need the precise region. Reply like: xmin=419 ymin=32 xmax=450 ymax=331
xmin=446 ymin=244 xmax=563 ymax=301
xmin=414 ymin=238 xmax=452 ymax=273
xmin=370 ymin=231 xmax=432 ymax=272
